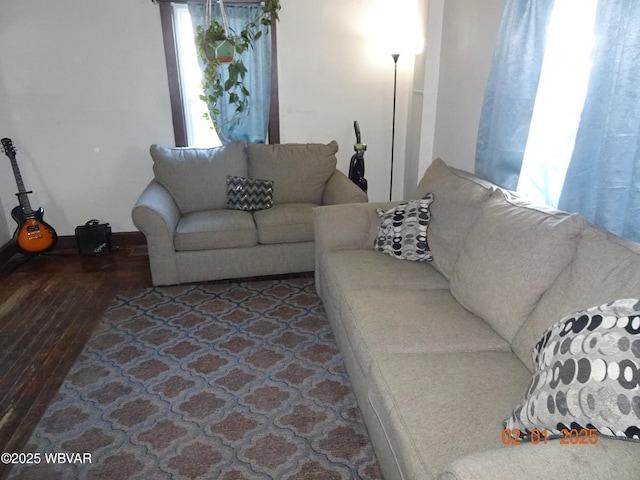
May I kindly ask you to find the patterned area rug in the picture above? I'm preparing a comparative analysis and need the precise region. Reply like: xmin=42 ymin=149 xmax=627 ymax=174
xmin=8 ymin=278 xmax=382 ymax=479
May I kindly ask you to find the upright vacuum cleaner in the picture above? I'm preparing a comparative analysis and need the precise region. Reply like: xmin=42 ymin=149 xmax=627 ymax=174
xmin=348 ymin=121 xmax=368 ymax=193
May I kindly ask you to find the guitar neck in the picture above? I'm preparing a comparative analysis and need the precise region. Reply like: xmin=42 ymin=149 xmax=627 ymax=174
xmin=2 ymin=139 xmax=35 ymax=216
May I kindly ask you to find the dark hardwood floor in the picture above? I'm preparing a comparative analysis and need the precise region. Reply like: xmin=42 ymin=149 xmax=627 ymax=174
xmin=0 ymin=244 xmax=153 ymax=478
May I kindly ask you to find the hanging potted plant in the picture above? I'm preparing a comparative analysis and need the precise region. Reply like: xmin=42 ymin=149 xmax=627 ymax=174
xmin=201 ymin=22 xmax=234 ymax=64
xmin=198 ymin=0 xmax=235 ymax=64
xmin=195 ymin=0 xmax=281 ymax=126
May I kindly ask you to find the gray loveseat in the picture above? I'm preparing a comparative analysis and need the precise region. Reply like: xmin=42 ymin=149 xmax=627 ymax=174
xmin=314 ymin=158 xmax=640 ymax=479
xmin=133 ymin=141 xmax=367 ymax=286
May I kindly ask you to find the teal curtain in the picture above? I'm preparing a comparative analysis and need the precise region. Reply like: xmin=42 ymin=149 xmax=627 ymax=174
xmin=558 ymin=0 xmax=640 ymax=242
xmin=474 ymin=0 xmax=555 ymax=189
xmin=189 ymin=2 xmax=271 ymax=144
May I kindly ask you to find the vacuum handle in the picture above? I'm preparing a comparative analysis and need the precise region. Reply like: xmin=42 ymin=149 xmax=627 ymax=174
xmin=354 ymin=121 xmax=361 ymax=144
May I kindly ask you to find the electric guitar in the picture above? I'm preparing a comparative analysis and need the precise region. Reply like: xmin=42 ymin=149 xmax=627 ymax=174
xmin=1 ymin=138 xmax=58 ymax=254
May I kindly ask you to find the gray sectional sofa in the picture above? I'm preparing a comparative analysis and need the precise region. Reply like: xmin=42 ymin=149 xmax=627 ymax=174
xmin=132 ymin=141 xmax=367 ymax=286
xmin=314 ymin=158 xmax=640 ymax=480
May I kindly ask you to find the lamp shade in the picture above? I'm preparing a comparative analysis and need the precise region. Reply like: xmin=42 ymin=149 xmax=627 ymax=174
xmin=367 ymin=0 xmax=423 ymax=57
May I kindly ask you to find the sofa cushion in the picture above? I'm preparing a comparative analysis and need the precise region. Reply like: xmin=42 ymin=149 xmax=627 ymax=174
xmin=150 ymin=143 xmax=248 ymax=214
xmin=514 ymin=225 xmax=640 ymax=371
xmin=450 ymin=191 xmax=583 ymax=343
xmin=339 ymin=288 xmax=512 ymax=376
xmin=226 ymin=175 xmax=274 ymax=211
xmin=374 ymin=194 xmax=434 ymax=262
xmin=440 ymin=438 xmax=640 ymax=480
xmin=174 ymin=210 xmax=257 ymax=251
xmin=318 ymin=249 xmax=450 ymax=340
xmin=247 ymin=141 xmax=338 ymax=205
xmin=321 ymin=249 xmax=449 ymax=292
xmin=367 ymin=351 xmax=531 ymax=479
xmin=505 ymin=298 xmax=640 ymax=443
xmin=414 ymin=159 xmax=495 ymax=279
xmin=253 ymin=203 xmax=316 ymax=244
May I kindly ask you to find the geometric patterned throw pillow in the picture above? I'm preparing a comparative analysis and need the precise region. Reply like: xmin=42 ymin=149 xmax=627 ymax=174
xmin=374 ymin=193 xmax=434 ymax=262
xmin=504 ymin=298 xmax=640 ymax=442
xmin=226 ymin=175 xmax=274 ymax=211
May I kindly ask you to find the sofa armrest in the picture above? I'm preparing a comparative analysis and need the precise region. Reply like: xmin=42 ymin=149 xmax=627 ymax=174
xmin=438 ymin=439 xmax=640 ymax=480
xmin=314 ymin=201 xmax=398 ymax=253
xmin=131 ymin=180 xmax=181 ymax=285
xmin=132 ymin=180 xmax=180 ymax=238
xmin=322 ymin=170 xmax=368 ymax=205
xmin=313 ymin=201 xmax=395 ymax=295
xmin=314 ymin=201 xmax=398 ymax=296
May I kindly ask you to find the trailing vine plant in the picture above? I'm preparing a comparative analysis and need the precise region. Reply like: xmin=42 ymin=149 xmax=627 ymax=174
xmin=194 ymin=0 xmax=281 ymax=128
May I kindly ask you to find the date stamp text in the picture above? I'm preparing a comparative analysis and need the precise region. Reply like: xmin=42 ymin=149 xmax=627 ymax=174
xmin=502 ymin=428 xmax=599 ymax=445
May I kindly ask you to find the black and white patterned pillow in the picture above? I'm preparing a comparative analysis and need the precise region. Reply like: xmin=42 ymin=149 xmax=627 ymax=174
xmin=374 ymin=194 xmax=434 ymax=262
xmin=226 ymin=176 xmax=274 ymax=211
xmin=505 ymin=298 xmax=640 ymax=442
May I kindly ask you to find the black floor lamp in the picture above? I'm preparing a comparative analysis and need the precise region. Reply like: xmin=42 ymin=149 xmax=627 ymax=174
xmin=390 ymin=53 xmax=400 ymax=201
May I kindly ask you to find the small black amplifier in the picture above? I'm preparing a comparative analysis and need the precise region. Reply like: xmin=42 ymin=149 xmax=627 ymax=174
xmin=75 ymin=219 xmax=111 ymax=256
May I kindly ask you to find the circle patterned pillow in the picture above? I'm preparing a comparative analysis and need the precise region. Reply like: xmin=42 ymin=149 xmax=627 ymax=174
xmin=374 ymin=194 xmax=434 ymax=262
xmin=505 ymin=298 xmax=640 ymax=442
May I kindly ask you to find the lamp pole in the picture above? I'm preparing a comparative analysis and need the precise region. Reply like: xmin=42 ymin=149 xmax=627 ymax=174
xmin=390 ymin=53 xmax=400 ymax=201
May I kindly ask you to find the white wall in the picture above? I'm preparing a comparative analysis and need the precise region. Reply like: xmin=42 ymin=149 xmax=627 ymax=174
xmin=430 ymin=0 xmax=504 ymax=172
xmin=0 ymin=0 xmax=503 ymax=242
xmin=403 ymin=0 xmax=441 ymax=198
xmin=277 ymin=0 xmax=421 ymax=202
xmin=0 ymin=0 xmax=174 ymax=238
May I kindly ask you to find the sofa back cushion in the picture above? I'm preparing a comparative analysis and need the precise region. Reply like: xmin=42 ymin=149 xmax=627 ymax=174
xmin=151 ymin=143 xmax=248 ymax=214
xmin=449 ymin=191 xmax=583 ymax=343
xmin=247 ymin=141 xmax=338 ymax=205
xmin=414 ymin=158 xmax=495 ymax=279
xmin=513 ymin=224 xmax=640 ymax=371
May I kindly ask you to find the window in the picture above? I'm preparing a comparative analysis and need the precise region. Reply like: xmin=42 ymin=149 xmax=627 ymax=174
xmin=515 ymin=0 xmax=598 ymax=208
xmin=477 ymin=0 xmax=640 ymax=242
xmin=158 ymin=0 xmax=279 ymax=147
xmin=172 ymin=3 xmax=221 ymax=147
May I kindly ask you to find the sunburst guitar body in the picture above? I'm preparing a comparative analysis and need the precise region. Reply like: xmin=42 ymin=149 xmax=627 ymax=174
xmin=10 ymin=205 xmax=57 ymax=254
xmin=2 ymin=137 xmax=58 ymax=255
